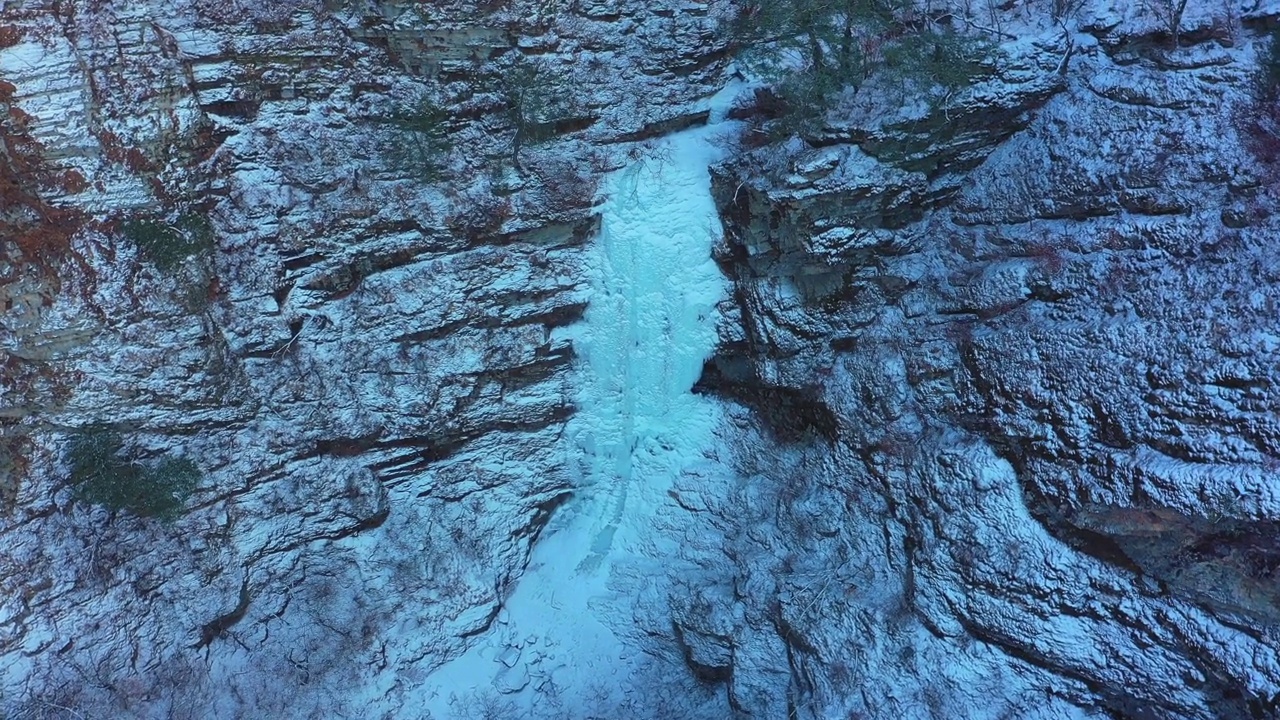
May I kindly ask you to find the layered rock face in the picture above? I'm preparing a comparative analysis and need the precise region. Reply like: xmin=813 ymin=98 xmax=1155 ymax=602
xmin=696 ymin=1 xmax=1280 ymax=718
xmin=7 ymin=0 xmax=1280 ymax=718
xmin=0 ymin=0 xmax=728 ymax=716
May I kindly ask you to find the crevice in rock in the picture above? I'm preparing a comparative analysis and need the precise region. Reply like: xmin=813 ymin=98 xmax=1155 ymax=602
xmin=373 ymin=406 xmax=574 ymax=481
xmin=671 ymin=620 xmax=734 ymax=684
xmin=508 ymin=491 xmax=572 ymax=544
xmin=693 ymin=357 xmax=838 ymax=443
xmin=193 ymin=575 xmax=251 ymax=650
xmin=609 ymin=110 xmax=710 ymax=143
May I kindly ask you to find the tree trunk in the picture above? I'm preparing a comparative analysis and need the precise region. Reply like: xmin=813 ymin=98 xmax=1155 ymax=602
xmin=1169 ymin=0 xmax=1189 ymax=48
xmin=839 ymin=10 xmax=856 ymax=73
xmin=807 ymin=31 xmax=826 ymax=71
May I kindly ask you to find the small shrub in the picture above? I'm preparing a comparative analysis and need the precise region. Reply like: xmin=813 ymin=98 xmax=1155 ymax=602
xmin=369 ymin=93 xmax=453 ymax=181
xmin=881 ymin=30 xmax=994 ymax=94
xmin=121 ymin=211 xmax=214 ymax=272
xmin=494 ymin=56 xmax=574 ymax=167
xmin=726 ymin=0 xmax=995 ymax=138
xmin=66 ymin=429 xmax=198 ymax=521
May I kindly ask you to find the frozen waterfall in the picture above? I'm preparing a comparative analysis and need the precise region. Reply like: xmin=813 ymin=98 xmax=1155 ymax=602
xmin=416 ymin=87 xmax=741 ymax=717
xmin=568 ymin=105 xmax=735 ymax=575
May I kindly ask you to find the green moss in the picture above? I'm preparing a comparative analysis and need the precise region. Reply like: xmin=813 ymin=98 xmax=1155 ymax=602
xmin=66 ymin=429 xmax=198 ymax=521
xmin=176 ymin=211 xmax=215 ymax=251
xmin=882 ymin=31 xmax=994 ymax=94
xmin=121 ymin=212 xmax=214 ymax=272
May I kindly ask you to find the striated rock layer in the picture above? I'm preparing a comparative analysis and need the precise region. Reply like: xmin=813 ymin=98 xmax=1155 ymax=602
xmin=0 ymin=0 xmax=731 ymax=716
xmin=698 ymin=1 xmax=1280 ymax=718
xmin=6 ymin=0 xmax=1280 ymax=718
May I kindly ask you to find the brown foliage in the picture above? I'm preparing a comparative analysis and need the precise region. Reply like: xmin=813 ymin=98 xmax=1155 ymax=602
xmin=0 ymin=79 xmax=86 ymax=284
xmin=1239 ymin=95 xmax=1280 ymax=176
xmin=1227 ymin=93 xmax=1280 ymax=225
xmin=0 ymin=24 xmax=21 ymax=48
xmin=96 ymin=128 xmax=156 ymax=173
xmin=0 ymin=75 xmax=88 ymax=437
xmin=445 ymin=192 xmax=513 ymax=240
xmin=0 ymin=416 xmax=37 ymax=512
xmin=533 ymin=159 xmax=599 ymax=215
xmin=1025 ymin=239 xmax=1066 ymax=274
xmin=1098 ymin=227 xmax=1128 ymax=251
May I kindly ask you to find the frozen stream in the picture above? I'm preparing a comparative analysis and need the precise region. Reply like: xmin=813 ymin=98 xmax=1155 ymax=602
xmin=417 ymin=88 xmax=740 ymax=718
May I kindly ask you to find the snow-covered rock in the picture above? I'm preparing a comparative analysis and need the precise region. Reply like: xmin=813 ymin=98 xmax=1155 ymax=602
xmin=702 ymin=2 xmax=1280 ymax=718
xmin=0 ymin=0 xmax=733 ymax=716
xmin=7 ymin=0 xmax=1280 ymax=718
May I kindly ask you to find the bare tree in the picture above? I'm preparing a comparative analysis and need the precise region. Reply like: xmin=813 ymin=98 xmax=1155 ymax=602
xmin=1051 ymin=0 xmax=1087 ymax=22
xmin=1146 ymin=0 xmax=1190 ymax=49
xmin=495 ymin=56 xmax=572 ymax=170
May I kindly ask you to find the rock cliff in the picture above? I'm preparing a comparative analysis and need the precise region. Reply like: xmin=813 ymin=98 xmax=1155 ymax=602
xmin=699 ymin=1 xmax=1280 ymax=718
xmin=5 ymin=0 xmax=1280 ymax=718
xmin=0 ymin=0 xmax=728 ymax=715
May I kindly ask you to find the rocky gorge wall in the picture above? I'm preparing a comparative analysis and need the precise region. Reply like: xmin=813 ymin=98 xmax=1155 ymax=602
xmin=0 ymin=0 xmax=729 ymax=716
xmin=6 ymin=0 xmax=1280 ymax=718
xmin=695 ymin=1 xmax=1280 ymax=718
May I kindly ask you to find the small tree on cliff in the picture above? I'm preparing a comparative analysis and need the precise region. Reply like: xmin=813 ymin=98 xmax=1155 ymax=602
xmin=1144 ymin=0 xmax=1190 ymax=49
xmin=731 ymin=0 xmax=907 ymax=78
xmin=727 ymin=0 xmax=994 ymax=137
xmin=66 ymin=429 xmax=199 ymax=521
xmin=368 ymin=93 xmax=453 ymax=181
xmin=496 ymin=55 xmax=573 ymax=170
